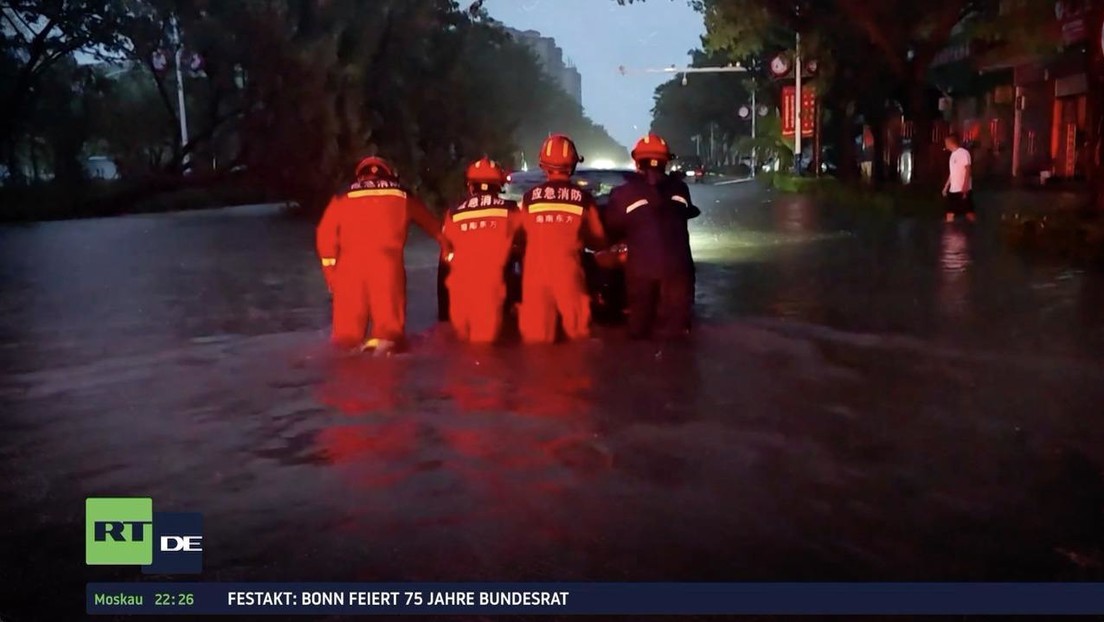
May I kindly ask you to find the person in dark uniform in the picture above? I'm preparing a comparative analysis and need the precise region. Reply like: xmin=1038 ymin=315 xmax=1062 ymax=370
xmin=604 ymin=133 xmax=700 ymax=340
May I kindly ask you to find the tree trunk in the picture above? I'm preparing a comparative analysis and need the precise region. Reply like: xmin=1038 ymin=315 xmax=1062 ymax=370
xmin=838 ymin=130 xmax=859 ymax=182
xmin=5 ymin=130 xmax=30 ymax=186
xmin=30 ymin=140 xmax=40 ymax=181
xmin=829 ymin=99 xmax=859 ymax=182
xmin=871 ymin=113 xmax=888 ymax=183
xmin=909 ymin=83 xmax=933 ymax=188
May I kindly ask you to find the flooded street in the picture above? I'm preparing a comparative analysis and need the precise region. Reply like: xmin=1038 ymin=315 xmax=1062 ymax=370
xmin=2 ymin=182 xmax=1104 ymax=619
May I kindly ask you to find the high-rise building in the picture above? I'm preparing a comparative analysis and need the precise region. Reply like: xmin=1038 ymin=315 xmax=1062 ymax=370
xmin=503 ymin=27 xmax=583 ymax=107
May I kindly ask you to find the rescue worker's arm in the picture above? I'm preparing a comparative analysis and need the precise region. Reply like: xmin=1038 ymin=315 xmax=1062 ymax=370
xmin=582 ymin=201 xmax=607 ymax=250
xmin=602 ymin=190 xmax=627 ymax=243
xmin=440 ymin=212 xmax=458 ymax=263
xmin=505 ymin=203 xmax=521 ymax=236
xmin=316 ymin=196 xmax=342 ymax=292
xmin=508 ymin=201 xmax=526 ymax=261
xmin=673 ymin=180 xmax=701 ymax=219
xmin=407 ymin=196 xmax=448 ymax=254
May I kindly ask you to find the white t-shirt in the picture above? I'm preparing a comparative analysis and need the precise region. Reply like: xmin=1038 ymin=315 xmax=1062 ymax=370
xmin=948 ymin=147 xmax=971 ymax=193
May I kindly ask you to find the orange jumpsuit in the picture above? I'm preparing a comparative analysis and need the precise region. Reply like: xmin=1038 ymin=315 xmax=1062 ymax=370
xmin=442 ymin=192 xmax=522 ymax=343
xmin=518 ymin=179 xmax=606 ymax=343
xmin=316 ymin=177 xmax=442 ymax=348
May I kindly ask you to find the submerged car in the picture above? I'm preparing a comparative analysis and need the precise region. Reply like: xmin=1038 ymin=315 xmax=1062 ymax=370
xmin=437 ymin=167 xmax=636 ymax=325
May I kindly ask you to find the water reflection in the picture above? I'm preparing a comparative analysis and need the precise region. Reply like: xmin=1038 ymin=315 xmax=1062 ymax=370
xmin=937 ymin=225 xmax=973 ymax=322
xmin=316 ymin=355 xmax=410 ymax=415
xmin=773 ymin=196 xmax=818 ymax=234
xmin=310 ymin=343 xmax=611 ymax=564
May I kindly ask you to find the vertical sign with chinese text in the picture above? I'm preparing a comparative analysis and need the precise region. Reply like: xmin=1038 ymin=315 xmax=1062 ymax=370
xmin=782 ymin=86 xmax=816 ymax=137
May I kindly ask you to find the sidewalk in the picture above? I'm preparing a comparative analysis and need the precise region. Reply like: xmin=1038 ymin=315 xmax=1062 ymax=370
xmin=976 ymin=182 xmax=1089 ymax=217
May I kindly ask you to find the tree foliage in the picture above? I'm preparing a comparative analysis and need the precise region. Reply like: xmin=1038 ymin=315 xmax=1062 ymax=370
xmin=619 ymin=0 xmax=1006 ymax=183
xmin=650 ymin=49 xmax=761 ymax=163
xmin=1 ymin=0 xmax=625 ymax=214
xmin=1 ymin=0 xmax=134 ymax=179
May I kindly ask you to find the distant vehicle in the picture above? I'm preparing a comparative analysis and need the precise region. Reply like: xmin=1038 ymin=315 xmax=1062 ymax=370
xmin=85 ymin=156 xmax=119 ymax=180
xmin=670 ymin=155 xmax=705 ymax=183
xmin=438 ymin=167 xmax=638 ymax=325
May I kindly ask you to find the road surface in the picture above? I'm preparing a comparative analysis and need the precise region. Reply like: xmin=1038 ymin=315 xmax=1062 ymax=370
xmin=1 ymin=182 xmax=1103 ymax=620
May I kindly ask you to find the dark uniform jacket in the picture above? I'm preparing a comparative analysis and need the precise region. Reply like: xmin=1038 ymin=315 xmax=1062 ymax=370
xmin=604 ymin=172 xmax=700 ymax=278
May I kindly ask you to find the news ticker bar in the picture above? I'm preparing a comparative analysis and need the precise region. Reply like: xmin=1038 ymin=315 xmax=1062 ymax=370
xmin=87 ymin=582 xmax=1104 ymax=615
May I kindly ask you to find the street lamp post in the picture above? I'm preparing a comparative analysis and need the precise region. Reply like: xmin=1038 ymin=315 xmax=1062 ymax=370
xmin=751 ymin=80 xmax=758 ymax=176
xmin=170 ymin=16 xmax=190 ymax=170
xmin=619 ymin=64 xmax=750 ymax=77
xmin=794 ymin=32 xmax=802 ymax=174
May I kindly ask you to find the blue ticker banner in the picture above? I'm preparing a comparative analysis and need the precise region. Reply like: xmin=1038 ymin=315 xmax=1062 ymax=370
xmin=87 ymin=582 xmax=1104 ymax=615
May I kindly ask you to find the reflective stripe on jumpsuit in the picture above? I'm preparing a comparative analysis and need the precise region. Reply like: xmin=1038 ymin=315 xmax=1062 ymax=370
xmin=444 ymin=195 xmax=520 ymax=343
xmin=518 ymin=184 xmax=600 ymax=344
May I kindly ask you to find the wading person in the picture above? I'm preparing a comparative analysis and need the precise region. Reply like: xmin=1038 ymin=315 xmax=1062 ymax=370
xmin=442 ymin=157 xmax=522 ymax=344
xmin=604 ymin=133 xmax=700 ymax=340
xmin=517 ymin=134 xmax=606 ymax=344
xmin=316 ymin=156 xmax=446 ymax=355
xmin=942 ymin=133 xmax=976 ymax=223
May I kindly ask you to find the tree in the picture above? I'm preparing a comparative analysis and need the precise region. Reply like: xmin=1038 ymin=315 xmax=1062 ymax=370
xmin=0 ymin=1 xmax=134 ymax=180
xmin=832 ymin=0 xmax=991 ymax=184
xmin=649 ymin=50 xmax=757 ymax=165
xmin=4 ymin=0 xmax=628 ymax=218
xmin=618 ymin=0 xmax=986 ymax=184
xmin=85 ymin=65 xmax=177 ymax=177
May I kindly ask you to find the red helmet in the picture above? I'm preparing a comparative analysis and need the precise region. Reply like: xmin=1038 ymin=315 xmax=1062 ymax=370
xmin=539 ymin=134 xmax=583 ymax=173
xmin=465 ymin=157 xmax=507 ymax=186
xmin=355 ymin=156 xmax=396 ymax=179
xmin=631 ymin=133 xmax=672 ymax=163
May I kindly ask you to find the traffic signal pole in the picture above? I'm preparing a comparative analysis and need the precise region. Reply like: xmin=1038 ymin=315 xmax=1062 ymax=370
xmin=619 ymin=63 xmax=750 ymax=170
xmin=171 ymin=16 xmax=190 ymax=170
xmin=751 ymin=81 xmax=757 ymax=176
xmin=618 ymin=64 xmax=750 ymax=76
xmin=794 ymin=32 xmax=802 ymax=174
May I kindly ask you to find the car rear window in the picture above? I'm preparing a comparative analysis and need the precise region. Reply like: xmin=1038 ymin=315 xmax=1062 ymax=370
xmin=573 ymin=170 xmax=635 ymax=199
xmin=503 ymin=169 xmax=635 ymax=202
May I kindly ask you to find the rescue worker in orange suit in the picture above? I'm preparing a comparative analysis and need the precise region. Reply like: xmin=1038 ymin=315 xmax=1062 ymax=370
xmin=518 ymin=134 xmax=607 ymax=344
xmin=604 ymin=133 xmax=700 ymax=340
xmin=442 ymin=157 xmax=523 ymax=344
xmin=316 ymin=156 xmax=446 ymax=354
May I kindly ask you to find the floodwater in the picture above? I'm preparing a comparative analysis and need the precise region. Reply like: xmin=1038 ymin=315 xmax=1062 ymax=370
xmin=1 ymin=181 xmax=1103 ymax=620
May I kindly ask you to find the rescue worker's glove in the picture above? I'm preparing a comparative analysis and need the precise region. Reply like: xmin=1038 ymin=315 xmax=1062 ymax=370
xmin=320 ymin=257 xmax=337 ymax=294
xmin=438 ymin=236 xmax=455 ymax=264
xmin=594 ymin=244 xmax=628 ymax=269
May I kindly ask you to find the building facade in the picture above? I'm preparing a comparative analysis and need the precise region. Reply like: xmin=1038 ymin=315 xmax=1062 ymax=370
xmin=930 ymin=0 xmax=1100 ymax=181
xmin=503 ymin=27 xmax=583 ymax=106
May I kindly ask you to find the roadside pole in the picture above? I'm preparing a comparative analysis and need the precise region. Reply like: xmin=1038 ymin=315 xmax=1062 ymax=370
xmin=171 ymin=16 xmax=190 ymax=170
xmin=751 ymin=80 xmax=757 ymax=177
xmin=794 ymin=32 xmax=802 ymax=174
xmin=618 ymin=63 xmax=750 ymax=174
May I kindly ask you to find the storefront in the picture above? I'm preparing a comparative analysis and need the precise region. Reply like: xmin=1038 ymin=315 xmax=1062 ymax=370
xmin=928 ymin=0 xmax=1095 ymax=181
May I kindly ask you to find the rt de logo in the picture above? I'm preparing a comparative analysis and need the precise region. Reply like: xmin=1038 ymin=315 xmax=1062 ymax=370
xmin=85 ymin=497 xmax=203 ymax=574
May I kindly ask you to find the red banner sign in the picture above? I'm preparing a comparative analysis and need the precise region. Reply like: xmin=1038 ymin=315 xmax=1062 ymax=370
xmin=782 ymin=86 xmax=796 ymax=136
xmin=782 ymin=86 xmax=816 ymax=138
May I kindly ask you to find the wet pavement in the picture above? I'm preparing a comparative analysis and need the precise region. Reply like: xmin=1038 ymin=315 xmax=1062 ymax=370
xmin=2 ymin=181 xmax=1104 ymax=620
